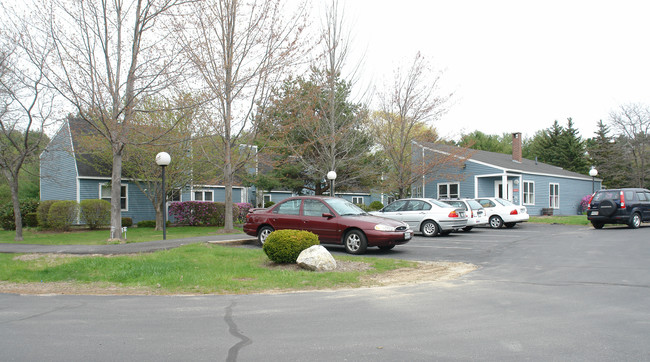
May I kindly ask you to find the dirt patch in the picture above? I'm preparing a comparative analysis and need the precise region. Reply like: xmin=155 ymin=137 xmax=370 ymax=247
xmin=0 ymin=254 xmax=477 ymax=296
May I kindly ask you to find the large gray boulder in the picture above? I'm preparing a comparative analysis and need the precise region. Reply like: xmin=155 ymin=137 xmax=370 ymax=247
xmin=297 ymin=245 xmax=337 ymax=272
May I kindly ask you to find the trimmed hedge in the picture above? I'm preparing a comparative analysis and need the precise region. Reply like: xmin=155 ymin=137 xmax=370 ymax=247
xmin=368 ymin=201 xmax=384 ymax=211
xmin=169 ymin=201 xmax=249 ymax=226
xmin=37 ymin=200 xmax=58 ymax=229
xmin=79 ymin=199 xmax=111 ymax=229
xmin=122 ymin=217 xmax=133 ymax=227
xmin=137 ymin=220 xmax=156 ymax=228
xmin=24 ymin=212 xmax=38 ymax=227
xmin=48 ymin=200 xmax=79 ymax=231
xmin=263 ymin=229 xmax=320 ymax=264
xmin=0 ymin=199 xmax=40 ymax=230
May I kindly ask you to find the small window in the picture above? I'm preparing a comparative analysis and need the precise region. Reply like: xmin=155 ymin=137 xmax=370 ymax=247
xmin=194 ymin=190 xmax=213 ymax=202
xmin=352 ymin=196 xmax=364 ymax=205
xmin=170 ymin=188 xmax=181 ymax=202
xmin=637 ymin=192 xmax=647 ymax=201
xmin=263 ymin=194 xmax=272 ymax=204
xmin=477 ymin=199 xmax=496 ymax=208
xmin=549 ymin=183 xmax=560 ymax=209
xmin=438 ymin=183 xmax=459 ymax=198
xmin=523 ymin=181 xmax=535 ymax=205
xmin=274 ymin=199 xmax=301 ymax=215
xmin=303 ymin=199 xmax=329 ymax=217
xmin=384 ymin=200 xmax=408 ymax=212
xmin=100 ymin=184 xmax=127 ymax=211
xmin=412 ymin=186 xmax=423 ymax=198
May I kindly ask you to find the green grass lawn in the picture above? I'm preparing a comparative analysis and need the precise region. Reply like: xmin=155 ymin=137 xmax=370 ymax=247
xmin=0 ymin=244 xmax=416 ymax=294
xmin=528 ymin=215 xmax=590 ymax=225
xmin=0 ymin=226 xmax=239 ymax=245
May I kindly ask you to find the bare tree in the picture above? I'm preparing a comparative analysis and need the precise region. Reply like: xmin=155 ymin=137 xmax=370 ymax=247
xmin=0 ymin=7 xmax=55 ymax=240
xmin=42 ymin=0 xmax=189 ymax=240
xmin=368 ymin=52 xmax=467 ymax=199
xmin=609 ymin=103 xmax=650 ymax=188
xmin=179 ymin=0 xmax=307 ymax=231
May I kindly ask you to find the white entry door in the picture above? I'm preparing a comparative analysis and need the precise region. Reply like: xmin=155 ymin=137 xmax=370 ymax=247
xmin=495 ymin=180 xmax=514 ymax=201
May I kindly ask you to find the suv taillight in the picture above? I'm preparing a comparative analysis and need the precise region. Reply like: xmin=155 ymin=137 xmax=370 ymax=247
xmin=620 ymin=190 xmax=626 ymax=209
xmin=587 ymin=194 xmax=595 ymax=209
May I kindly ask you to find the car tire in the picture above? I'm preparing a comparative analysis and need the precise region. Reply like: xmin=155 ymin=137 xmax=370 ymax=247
xmin=421 ymin=220 xmax=439 ymax=237
xmin=505 ymin=222 xmax=516 ymax=228
xmin=628 ymin=213 xmax=641 ymax=229
xmin=439 ymin=230 xmax=452 ymax=236
xmin=489 ymin=215 xmax=503 ymax=229
xmin=344 ymin=230 xmax=368 ymax=255
xmin=592 ymin=222 xmax=604 ymax=229
xmin=257 ymin=225 xmax=274 ymax=246
xmin=462 ymin=226 xmax=473 ymax=232
xmin=598 ymin=199 xmax=617 ymax=217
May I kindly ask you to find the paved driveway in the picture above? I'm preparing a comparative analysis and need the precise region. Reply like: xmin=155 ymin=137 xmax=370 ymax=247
xmin=2 ymin=224 xmax=650 ymax=361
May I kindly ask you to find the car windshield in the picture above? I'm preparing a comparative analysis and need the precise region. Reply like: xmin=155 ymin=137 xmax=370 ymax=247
xmin=427 ymin=199 xmax=454 ymax=208
xmin=496 ymin=198 xmax=515 ymax=206
xmin=467 ymin=200 xmax=483 ymax=209
xmin=324 ymin=198 xmax=367 ymax=216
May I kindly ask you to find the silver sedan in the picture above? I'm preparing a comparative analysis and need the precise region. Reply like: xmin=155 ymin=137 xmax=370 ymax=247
xmin=371 ymin=198 xmax=468 ymax=236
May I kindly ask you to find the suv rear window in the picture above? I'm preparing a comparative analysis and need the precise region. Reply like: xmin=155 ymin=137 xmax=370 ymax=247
xmin=593 ymin=190 xmax=619 ymax=201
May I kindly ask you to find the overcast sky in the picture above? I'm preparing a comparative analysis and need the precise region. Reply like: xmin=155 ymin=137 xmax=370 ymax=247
xmin=344 ymin=0 xmax=650 ymax=141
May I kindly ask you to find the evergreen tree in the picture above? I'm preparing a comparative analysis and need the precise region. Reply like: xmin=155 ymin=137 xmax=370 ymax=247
xmin=587 ymin=120 xmax=631 ymax=188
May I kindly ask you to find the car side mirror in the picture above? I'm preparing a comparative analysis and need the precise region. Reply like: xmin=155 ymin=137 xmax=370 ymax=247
xmin=322 ymin=213 xmax=334 ymax=219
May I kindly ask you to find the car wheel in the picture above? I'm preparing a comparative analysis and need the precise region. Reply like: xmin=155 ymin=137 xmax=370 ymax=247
xmin=505 ymin=222 xmax=516 ymax=228
xmin=462 ymin=226 xmax=473 ymax=232
xmin=439 ymin=230 xmax=452 ymax=236
xmin=378 ymin=245 xmax=395 ymax=251
xmin=628 ymin=213 xmax=641 ymax=229
xmin=344 ymin=230 xmax=368 ymax=255
xmin=421 ymin=220 xmax=439 ymax=237
xmin=257 ymin=225 xmax=274 ymax=246
xmin=592 ymin=222 xmax=604 ymax=229
xmin=489 ymin=215 xmax=503 ymax=229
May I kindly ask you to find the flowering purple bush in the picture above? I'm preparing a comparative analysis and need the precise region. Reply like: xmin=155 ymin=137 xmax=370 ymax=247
xmin=168 ymin=201 xmax=254 ymax=226
xmin=234 ymin=203 xmax=253 ymax=224
xmin=580 ymin=195 xmax=592 ymax=213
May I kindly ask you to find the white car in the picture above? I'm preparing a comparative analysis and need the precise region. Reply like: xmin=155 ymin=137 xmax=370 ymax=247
xmin=371 ymin=198 xmax=468 ymax=236
xmin=440 ymin=199 xmax=488 ymax=231
xmin=475 ymin=197 xmax=529 ymax=228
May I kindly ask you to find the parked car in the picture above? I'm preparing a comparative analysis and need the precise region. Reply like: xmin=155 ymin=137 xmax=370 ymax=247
xmin=370 ymin=198 xmax=467 ymax=236
xmin=587 ymin=188 xmax=650 ymax=229
xmin=243 ymin=196 xmax=412 ymax=254
xmin=475 ymin=197 xmax=529 ymax=228
xmin=440 ymin=198 xmax=488 ymax=231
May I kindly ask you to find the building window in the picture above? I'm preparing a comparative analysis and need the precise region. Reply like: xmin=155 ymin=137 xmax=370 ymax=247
xmin=170 ymin=188 xmax=181 ymax=202
xmin=412 ymin=186 xmax=423 ymax=198
xmin=352 ymin=196 xmax=364 ymax=205
xmin=194 ymin=190 xmax=213 ymax=201
xmin=263 ymin=194 xmax=272 ymax=204
xmin=100 ymin=184 xmax=127 ymax=211
xmin=523 ymin=181 xmax=535 ymax=205
xmin=438 ymin=183 xmax=459 ymax=199
xmin=549 ymin=183 xmax=560 ymax=209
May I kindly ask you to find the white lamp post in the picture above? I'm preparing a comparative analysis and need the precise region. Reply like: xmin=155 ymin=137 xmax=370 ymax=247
xmin=589 ymin=166 xmax=598 ymax=193
xmin=156 ymin=152 xmax=171 ymax=240
xmin=327 ymin=171 xmax=337 ymax=197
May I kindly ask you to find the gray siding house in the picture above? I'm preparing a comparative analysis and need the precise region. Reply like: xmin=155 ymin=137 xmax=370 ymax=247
xmin=413 ymin=133 xmax=602 ymax=215
xmin=40 ymin=119 xmax=248 ymax=224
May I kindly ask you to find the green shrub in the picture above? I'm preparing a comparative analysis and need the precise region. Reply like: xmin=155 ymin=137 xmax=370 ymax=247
xmin=137 ymin=220 xmax=156 ymax=228
xmin=24 ymin=212 xmax=38 ymax=227
xmin=37 ymin=200 xmax=59 ymax=229
xmin=368 ymin=201 xmax=384 ymax=211
xmin=263 ymin=229 xmax=320 ymax=264
xmin=48 ymin=200 xmax=79 ymax=231
xmin=0 ymin=199 xmax=40 ymax=230
xmin=122 ymin=217 xmax=133 ymax=227
xmin=79 ymin=199 xmax=111 ymax=229
xmin=264 ymin=201 xmax=275 ymax=208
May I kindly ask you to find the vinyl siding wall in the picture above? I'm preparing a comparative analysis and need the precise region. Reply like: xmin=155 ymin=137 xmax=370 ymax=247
xmin=40 ymin=123 xmax=78 ymax=201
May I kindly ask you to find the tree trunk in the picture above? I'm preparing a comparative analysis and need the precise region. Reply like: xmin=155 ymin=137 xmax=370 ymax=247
xmin=110 ymin=150 xmax=123 ymax=240
xmin=9 ymin=176 xmax=23 ymax=241
xmin=224 ymin=155 xmax=234 ymax=232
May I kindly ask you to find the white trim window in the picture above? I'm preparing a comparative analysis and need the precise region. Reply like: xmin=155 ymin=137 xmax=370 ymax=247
xmin=352 ymin=196 xmax=364 ymax=205
xmin=438 ymin=183 xmax=459 ymax=199
xmin=263 ymin=194 xmax=272 ymax=204
xmin=549 ymin=183 xmax=560 ymax=209
xmin=100 ymin=183 xmax=128 ymax=211
xmin=523 ymin=181 xmax=535 ymax=205
xmin=412 ymin=186 xmax=423 ymax=198
xmin=194 ymin=190 xmax=213 ymax=202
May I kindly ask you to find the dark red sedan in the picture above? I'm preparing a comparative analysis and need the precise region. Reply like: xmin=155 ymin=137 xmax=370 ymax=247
xmin=243 ymin=196 xmax=413 ymax=254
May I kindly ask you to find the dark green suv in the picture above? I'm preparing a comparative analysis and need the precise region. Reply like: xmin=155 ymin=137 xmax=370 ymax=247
xmin=587 ymin=188 xmax=650 ymax=229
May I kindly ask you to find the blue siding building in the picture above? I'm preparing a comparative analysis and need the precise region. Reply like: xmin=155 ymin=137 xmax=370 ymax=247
xmin=40 ymin=119 xmax=250 ymax=224
xmin=413 ymin=133 xmax=602 ymax=216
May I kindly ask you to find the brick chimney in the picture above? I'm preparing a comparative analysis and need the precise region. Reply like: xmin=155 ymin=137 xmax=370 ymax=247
xmin=512 ymin=132 xmax=522 ymax=163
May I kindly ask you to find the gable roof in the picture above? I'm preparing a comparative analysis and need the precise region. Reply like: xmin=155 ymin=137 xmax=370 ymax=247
xmin=417 ymin=141 xmax=594 ymax=181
